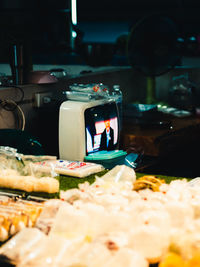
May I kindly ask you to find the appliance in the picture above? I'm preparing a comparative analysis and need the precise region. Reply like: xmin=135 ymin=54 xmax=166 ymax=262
xmin=59 ymin=99 xmax=120 ymax=161
xmin=127 ymin=14 xmax=181 ymax=104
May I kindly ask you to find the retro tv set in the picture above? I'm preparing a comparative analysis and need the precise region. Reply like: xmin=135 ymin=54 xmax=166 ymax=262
xmin=59 ymin=99 xmax=119 ymax=161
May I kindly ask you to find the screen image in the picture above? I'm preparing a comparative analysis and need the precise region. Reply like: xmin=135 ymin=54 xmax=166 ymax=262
xmin=85 ymin=102 xmax=119 ymax=155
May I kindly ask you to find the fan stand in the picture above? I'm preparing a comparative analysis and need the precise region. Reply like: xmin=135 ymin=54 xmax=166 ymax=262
xmin=127 ymin=15 xmax=180 ymax=106
xmin=146 ymin=76 xmax=156 ymax=104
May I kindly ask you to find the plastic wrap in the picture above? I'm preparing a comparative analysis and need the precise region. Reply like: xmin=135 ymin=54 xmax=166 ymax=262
xmin=35 ymin=199 xmax=65 ymax=234
xmin=32 ymin=159 xmax=104 ymax=178
xmin=0 ymin=197 xmax=44 ymax=242
xmin=97 ymin=165 xmax=136 ymax=184
xmin=0 ymin=146 xmax=59 ymax=194
xmin=19 ymin=235 xmax=71 ymax=267
xmin=168 ymin=73 xmax=197 ymax=111
xmin=0 ymin=228 xmax=46 ymax=264
xmin=0 ymin=146 xmax=57 ymax=178
xmin=64 ymin=82 xmax=124 ymax=104
xmin=68 ymin=83 xmax=110 ymax=101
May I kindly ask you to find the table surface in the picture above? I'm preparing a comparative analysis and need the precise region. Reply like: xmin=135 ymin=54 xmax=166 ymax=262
xmin=120 ymin=113 xmax=200 ymax=157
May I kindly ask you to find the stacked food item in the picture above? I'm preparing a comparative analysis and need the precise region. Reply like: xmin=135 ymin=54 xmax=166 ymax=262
xmin=0 ymin=147 xmax=105 ymax=196
xmin=0 ymin=169 xmax=59 ymax=194
xmin=1 ymin=161 xmax=200 ymax=266
xmin=0 ymin=147 xmax=60 ymax=195
xmin=0 ymin=196 xmax=44 ymax=242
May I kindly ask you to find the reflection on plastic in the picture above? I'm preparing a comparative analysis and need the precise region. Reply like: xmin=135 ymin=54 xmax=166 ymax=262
xmin=188 ymin=177 xmax=200 ymax=187
xmin=100 ymin=165 xmax=136 ymax=184
xmin=124 ymin=153 xmax=143 ymax=169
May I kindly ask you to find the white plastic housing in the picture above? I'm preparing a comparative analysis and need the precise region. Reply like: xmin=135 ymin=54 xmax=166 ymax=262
xmin=59 ymin=99 xmax=113 ymax=161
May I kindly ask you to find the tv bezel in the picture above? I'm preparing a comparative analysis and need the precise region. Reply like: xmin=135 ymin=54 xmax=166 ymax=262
xmin=59 ymin=99 xmax=119 ymax=161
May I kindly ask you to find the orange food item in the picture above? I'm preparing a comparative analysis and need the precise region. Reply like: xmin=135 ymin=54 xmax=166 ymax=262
xmin=158 ymin=252 xmax=186 ymax=267
xmin=185 ymin=253 xmax=200 ymax=267
xmin=133 ymin=175 xmax=165 ymax=192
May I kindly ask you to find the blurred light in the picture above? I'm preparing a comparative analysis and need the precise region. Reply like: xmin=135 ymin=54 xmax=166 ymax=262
xmin=72 ymin=31 xmax=77 ymax=38
xmin=177 ymin=37 xmax=184 ymax=42
xmin=189 ymin=36 xmax=196 ymax=41
xmin=71 ymin=0 xmax=77 ymax=25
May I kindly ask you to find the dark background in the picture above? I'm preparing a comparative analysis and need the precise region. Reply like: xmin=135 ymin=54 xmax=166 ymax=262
xmin=0 ymin=0 xmax=200 ymax=177
xmin=1 ymin=0 xmax=200 ymax=66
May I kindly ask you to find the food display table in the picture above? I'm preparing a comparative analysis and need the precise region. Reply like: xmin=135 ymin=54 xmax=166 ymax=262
xmin=0 ymin=161 xmax=197 ymax=267
xmin=121 ymin=115 xmax=200 ymax=157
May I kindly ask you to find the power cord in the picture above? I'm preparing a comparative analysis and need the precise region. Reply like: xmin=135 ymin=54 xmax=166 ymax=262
xmin=0 ymin=99 xmax=26 ymax=131
xmin=2 ymin=85 xmax=25 ymax=103
xmin=0 ymin=85 xmax=27 ymax=130
xmin=13 ymin=86 xmax=25 ymax=103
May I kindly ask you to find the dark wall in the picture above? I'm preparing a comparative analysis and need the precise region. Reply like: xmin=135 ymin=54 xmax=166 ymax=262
xmin=77 ymin=0 xmax=200 ymax=34
xmin=78 ymin=0 xmax=180 ymax=22
xmin=0 ymin=0 xmax=72 ymax=63
xmin=1 ymin=0 xmax=200 ymax=68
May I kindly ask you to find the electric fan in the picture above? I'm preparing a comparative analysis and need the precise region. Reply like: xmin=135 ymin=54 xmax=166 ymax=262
xmin=127 ymin=14 xmax=181 ymax=104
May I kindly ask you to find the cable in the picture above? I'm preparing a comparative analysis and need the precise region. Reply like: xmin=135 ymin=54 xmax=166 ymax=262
xmin=14 ymin=86 xmax=25 ymax=103
xmin=2 ymin=85 xmax=25 ymax=103
xmin=15 ymin=103 xmax=25 ymax=131
xmin=0 ymin=99 xmax=26 ymax=131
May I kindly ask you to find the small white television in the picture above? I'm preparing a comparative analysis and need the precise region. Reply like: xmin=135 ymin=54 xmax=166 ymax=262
xmin=59 ymin=99 xmax=120 ymax=161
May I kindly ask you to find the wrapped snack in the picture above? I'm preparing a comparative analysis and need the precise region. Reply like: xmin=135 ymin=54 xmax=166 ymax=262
xmin=35 ymin=199 xmax=65 ymax=234
xmin=32 ymin=159 xmax=104 ymax=178
xmin=49 ymin=203 xmax=97 ymax=239
xmin=70 ymin=242 xmax=112 ymax=267
xmin=0 ymin=146 xmax=57 ymax=177
xmin=0 ymin=174 xmax=59 ymax=193
xmin=104 ymin=248 xmax=148 ymax=267
xmin=98 ymin=165 xmax=136 ymax=184
xmin=0 ymin=228 xmax=46 ymax=264
xmin=0 ymin=198 xmax=44 ymax=241
xmin=19 ymin=235 xmax=71 ymax=267
xmin=32 ymin=177 xmax=59 ymax=193
xmin=129 ymin=224 xmax=170 ymax=264
xmin=0 ymin=146 xmax=59 ymax=195
xmin=165 ymin=201 xmax=194 ymax=228
xmin=55 ymin=238 xmax=148 ymax=267
xmin=169 ymin=226 xmax=200 ymax=261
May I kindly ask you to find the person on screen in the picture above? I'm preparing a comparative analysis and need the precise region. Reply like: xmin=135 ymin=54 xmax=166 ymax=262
xmin=99 ymin=119 xmax=115 ymax=151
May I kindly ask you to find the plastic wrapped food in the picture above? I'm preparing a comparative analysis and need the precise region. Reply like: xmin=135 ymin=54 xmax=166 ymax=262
xmin=0 ymin=146 xmax=57 ymax=177
xmin=97 ymin=165 xmax=136 ymax=188
xmin=0 ymin=228 xmax=46 ymax=264
xmin=0 ymin=146 xmax=59 ymax=194
xmin=35 ymin=199 xmax=65 ymax=234
xmin=19 ymin=235 xmax=71 ymax=267
xmin=32 ymin=160 xmax=104 ymax=178
xmin=68 ymin=83 xmax=110 ymax=100
xmin=103 ymin=248 xmax=148 ymax=267
xmin=0 ymin=173 xmax=59 ymax=193
xmin=0 ymin=198 xmax=44 ymax=241
xmin=129 ymin=224 xmax=170 ymax=264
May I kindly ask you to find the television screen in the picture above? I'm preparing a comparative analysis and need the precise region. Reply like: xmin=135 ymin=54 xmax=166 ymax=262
xmin=85 ymin=102 xmax=119 ymax=155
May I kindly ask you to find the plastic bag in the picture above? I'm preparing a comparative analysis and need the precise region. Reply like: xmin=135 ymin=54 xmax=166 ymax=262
xmin=168 ymin=73 xmax=197 ymax=111
xmin=64 ymin=83 xmax=110 ymax=102
xmin=98 ymin=165 xmax=136 ymax=184
xmin=0 ymin=146 xmax=57 ymax=178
